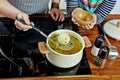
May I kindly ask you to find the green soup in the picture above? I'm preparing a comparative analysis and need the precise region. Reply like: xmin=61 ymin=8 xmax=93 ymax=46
xmin=48 ymin=33 xmax=82 ymax=55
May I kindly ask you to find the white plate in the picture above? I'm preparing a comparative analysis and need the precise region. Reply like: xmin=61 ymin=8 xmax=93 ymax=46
xmin=103 ymin=19 xmax=120 ymax=40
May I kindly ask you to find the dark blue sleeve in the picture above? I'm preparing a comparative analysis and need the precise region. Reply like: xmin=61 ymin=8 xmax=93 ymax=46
xmin=95 ymin=0 xmax=117 ymax=24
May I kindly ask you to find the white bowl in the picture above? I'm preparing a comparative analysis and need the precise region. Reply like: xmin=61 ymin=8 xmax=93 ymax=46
xmin=73 ymin=10 xmax=94 ymax=26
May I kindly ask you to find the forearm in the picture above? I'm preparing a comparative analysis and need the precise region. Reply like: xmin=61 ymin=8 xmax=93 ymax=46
xmin=95 ymin=0 xmax=117 ymax=24
xmin=0 ymin=0 xmax=21 ymax=19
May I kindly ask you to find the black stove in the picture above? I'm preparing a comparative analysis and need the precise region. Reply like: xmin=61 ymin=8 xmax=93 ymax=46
xmin=0 ymin=15 xmax=91 ymax=78
xmin=37 ymin=49 xmax=91 ymax=76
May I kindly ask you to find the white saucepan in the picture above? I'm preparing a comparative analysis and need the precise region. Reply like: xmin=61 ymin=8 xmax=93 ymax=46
xmin=46 ymin=29 xmax=85 ymax=68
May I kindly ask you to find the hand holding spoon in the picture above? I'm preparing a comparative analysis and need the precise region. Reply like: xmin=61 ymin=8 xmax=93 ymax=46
xmin=16 ymin=17 xmax=73 ymax=50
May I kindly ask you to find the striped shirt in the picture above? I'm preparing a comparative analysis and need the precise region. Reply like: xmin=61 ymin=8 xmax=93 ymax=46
xmin=67 ymin=0 xmax=117 ymax=24
xmin=7 ymin=0 xmax=50 ymax=15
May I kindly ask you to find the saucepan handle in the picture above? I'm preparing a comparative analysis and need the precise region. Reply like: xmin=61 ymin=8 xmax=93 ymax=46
xmin=38 ymin=42 xmax=49 ymax=54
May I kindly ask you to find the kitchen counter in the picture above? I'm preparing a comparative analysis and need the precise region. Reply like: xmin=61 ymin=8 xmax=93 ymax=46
xmin=1 ymin=14 xmax=120 ymax=80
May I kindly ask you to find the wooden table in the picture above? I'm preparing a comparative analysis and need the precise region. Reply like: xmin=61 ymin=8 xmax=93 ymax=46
xmin=79 ymin=14 xmax=120 ymax=77
xmin=1 ymin=14 xmax=120 ymax=80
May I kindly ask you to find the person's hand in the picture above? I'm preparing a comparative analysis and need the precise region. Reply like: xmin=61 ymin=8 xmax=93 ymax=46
xmin=50 ymin=8 xmax=64 ymax=22
xmin=72 ymin=8 xmax=97 ymax=29
xmin=15 ymin=12 xmax=32 ymax=31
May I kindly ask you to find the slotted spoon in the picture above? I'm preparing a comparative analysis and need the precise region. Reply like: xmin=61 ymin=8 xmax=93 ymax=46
xmin=16 ymin=17 xmax=74 ymax=50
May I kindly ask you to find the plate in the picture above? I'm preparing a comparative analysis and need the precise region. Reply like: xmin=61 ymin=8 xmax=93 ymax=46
xmin=103 ymin=19 xmax=120 ymax=40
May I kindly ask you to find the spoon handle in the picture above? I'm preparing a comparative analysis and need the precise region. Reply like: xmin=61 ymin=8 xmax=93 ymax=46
xmin=16 ymin=16 xmax=57 ymax=45
xmin=103 ymin=34 xmax=111 ymax=46
xmin=32 ymin=27 xmax=48 ymax=38
xmin=16 ymin=16 xmax=48 ymax=38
